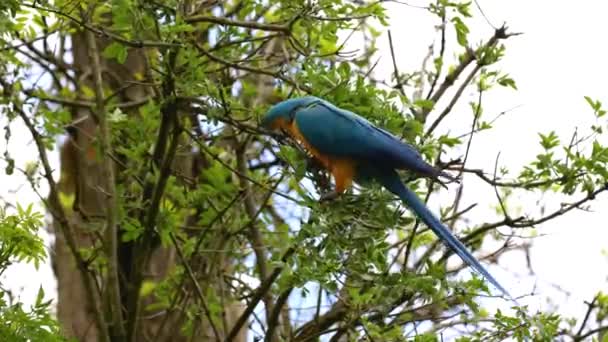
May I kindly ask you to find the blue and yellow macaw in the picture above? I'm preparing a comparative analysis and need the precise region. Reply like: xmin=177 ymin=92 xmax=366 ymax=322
xmin=262 ymin=96 xmax=512 ymax=299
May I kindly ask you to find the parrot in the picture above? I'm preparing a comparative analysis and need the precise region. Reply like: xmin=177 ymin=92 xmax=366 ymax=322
xmin=261 ymin=96 xmax=513 ymax=300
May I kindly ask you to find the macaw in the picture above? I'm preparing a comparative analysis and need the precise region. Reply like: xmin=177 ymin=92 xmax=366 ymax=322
xmin=261 ymin=96 xmax=512 ymax=299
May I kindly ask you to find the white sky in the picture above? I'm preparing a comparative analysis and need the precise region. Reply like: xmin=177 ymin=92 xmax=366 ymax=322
xmin=1 ymin=0 xmax=607 ymax=337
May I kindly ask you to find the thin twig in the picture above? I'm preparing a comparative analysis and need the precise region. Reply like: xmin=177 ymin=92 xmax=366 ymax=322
xmin=574 ymin=326 xmax=608 ymax=342
xmin=225 ymin=247 xmax=295 ymax=342
xmin=459 ymin=167 xmax=584 ymax=189
xmin=426 ymin=12 xmax=446 ymax=100
xmin=24 ymin=2 xmax=180 ymax=48
xmin=265 ymin=288 xmax=293 ymax=342
xmin=492 ymin=153 xmax=509 ymax=218
xmin=185 ymin=14 xmax=290 ymax=33
xmin=191 ymin=40 xmax=311 ymax=93
xmin=186 ymin=129 xmax=304 ymax=205
xmin=422 ymin=26 xmax=516 ymax=118
xmin=575 ymin=295 xmax=598 ymax=338
xmin=0 ymin=30 xmax=58 ymax=51
xmin=170 ymin=233 xmax=221 ymax=341
xmin=425 ymin=64 xmax=482 ymax=137
xmin=387 ymin=30 xmax=405 ymax=97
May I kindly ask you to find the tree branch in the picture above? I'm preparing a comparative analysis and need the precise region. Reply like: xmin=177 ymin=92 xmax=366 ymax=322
xmin=574 ymin=326 xmax=608 ymax=342
xmin=225 ymin=247 xmax=295 ymax=342
xmin=459 ymin=167 xmax=585 ymax=189
xmin=575 ymin=295 xmax=598 ymax=338
xmin=185 ymin=15 xmax=290 ymax=33
xmin=425 ymin=12 xmax=446 ymax=100
xmin=84 ymin=23 xmax=126 ymax=341
xmin=190 ymin=40 xmax=311 ymax=93
xmin=265 ymin=288 xmax=293 ymax=342
xmin=425 ymin=63 xmax=481 ymax=137
xmin=387 ymin=30 xmax=405 ymax=97
xmin=421 ymin=25 xmax=517 ymax=120
xmin=23 ymin=2 xmax=180 ymax=48
xmin=126 ymin=48 xmax=181 ymax=340
xmin=170 ymin=233 xmax=221 ymax=341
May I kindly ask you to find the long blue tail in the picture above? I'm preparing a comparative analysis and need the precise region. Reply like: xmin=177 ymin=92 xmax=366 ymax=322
xmin=378 ymin=170 xmax=513 ymax=300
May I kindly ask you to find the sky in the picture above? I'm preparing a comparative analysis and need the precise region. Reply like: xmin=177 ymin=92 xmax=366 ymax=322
xmin=1 ymin=0 xmax=608 ymax=338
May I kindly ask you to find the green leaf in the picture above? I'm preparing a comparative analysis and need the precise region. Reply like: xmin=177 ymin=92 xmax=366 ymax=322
xmin=456 ymin=1 xmax=473 ymax=17
xmin=584 ymin=96 xmax=606 ymax=117
xmin=140 ymin=280 xmax=157 ymax=297
xmin=452 ymin=17 xmax=470 ymax=47
xmin=108 ymin=107 xmax=127 ymax=123
xmin=35 ymin=286 xmax=45 ymax=307
xmin=584 ymin=95 xmax=598 ymax=110
xmin=102 ymin=41 xmax=128 ymax=64
xmin=438 ymin=134 xmax=462 ymax=147
xmin=539 ymin=131 xmax=560 ymax=150
xmin=414 ymin=99 xmax=435 ymax=111
xmin=497 ymin=75 xmax=517 ymax=89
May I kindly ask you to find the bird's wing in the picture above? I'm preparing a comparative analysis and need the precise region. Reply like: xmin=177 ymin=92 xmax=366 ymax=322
xmin=294 ymin=101 xmax=442 ymax=177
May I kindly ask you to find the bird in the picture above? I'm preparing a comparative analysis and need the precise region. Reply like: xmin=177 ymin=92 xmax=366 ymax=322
xmin=261 ymin=95 xmax=513 ymax=300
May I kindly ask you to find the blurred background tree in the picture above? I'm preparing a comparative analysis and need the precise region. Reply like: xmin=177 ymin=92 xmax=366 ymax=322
xmin=0 ymin=0 xmax=607 ymax=341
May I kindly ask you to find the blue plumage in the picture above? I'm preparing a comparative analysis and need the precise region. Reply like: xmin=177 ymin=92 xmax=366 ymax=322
xmin=262 ymin=96 xmax=513 ymax=301
xmin=295 ymin=99 xmax=453 ymax=180
xmin=377 ymin=169 xmax=512 ymax=298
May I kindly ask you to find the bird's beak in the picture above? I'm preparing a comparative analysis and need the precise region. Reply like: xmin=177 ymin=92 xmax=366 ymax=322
xmin=259 ymin=118 xmax=285 ymax=140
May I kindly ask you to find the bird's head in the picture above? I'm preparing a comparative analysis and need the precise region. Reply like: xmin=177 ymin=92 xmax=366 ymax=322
xmin=261 ymin=96 xmax=321 ymax=131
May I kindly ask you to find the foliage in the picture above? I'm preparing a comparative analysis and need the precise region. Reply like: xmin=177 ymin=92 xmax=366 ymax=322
xmin=0 ymin=0 xmax=607 ymax=341
xmin=0 ymin=204 xmax=46 ymax=270
xmin=0 ymin=207 xmax=67 ymax=341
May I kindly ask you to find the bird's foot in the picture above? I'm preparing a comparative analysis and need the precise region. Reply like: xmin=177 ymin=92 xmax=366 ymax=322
xmin=319 ymin=190 xmax=339 ymax=202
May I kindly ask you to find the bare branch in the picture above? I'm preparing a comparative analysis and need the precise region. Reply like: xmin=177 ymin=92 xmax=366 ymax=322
xmin=0 ymin=30 xmax=59 ymax=51
xmin=185 ymin=15 xmax=290 ymax=33
xmin=458 ymin=167 xmax=584 ymax=189
xmin=575 ymin=295 xmax=598 ymax=338
xmin=226 ymin=247 xmax=295 ymax=342
xmin=387 ymin=30 xmax=405 ymax=97
xmin=425 ymin=12 xmax=446 ymax=100
xmin=265 ymin=288 xmax=293 ymax=342
xmin=421 ymin=25 xmax=518 ymax=120
xmin=23 ymin=2 xmax=181 ymax=48
xmin=425 ymin=63 xmax=481 ymax=137
xmin=574 ymin=326 xmax=608 ymax=342
xmin=190 ymin=40 xmax=310 ymax=93
xmin=170 ymin=233 xmax=221 ymax=341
